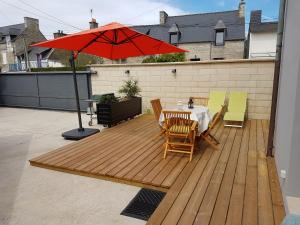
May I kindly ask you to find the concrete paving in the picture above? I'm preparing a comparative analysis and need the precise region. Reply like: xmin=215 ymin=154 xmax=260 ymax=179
xmin=0 ymin=107 xmax=146 ymax=225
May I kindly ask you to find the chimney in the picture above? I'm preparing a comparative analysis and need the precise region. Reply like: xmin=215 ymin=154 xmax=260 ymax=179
xmin=238 ymin=0 xmax=245 ymax=18
xmin=53 ymin=30 xmax=67 ymax=39
xmin=250 ymin=10 xmax=262 ymax=24
xmin=89 ymin=18 xmax=98 ymax=29
xmin=24 ymin=17 xmax=39 ymax=30
xmin=159 ymin=11 xmax=168 ymax=25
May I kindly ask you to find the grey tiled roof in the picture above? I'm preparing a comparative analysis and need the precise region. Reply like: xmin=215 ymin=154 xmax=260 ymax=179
xmin=132 ymin=10 xmax=245 ymax=44
xmin=0 ymin=23 xmax=25 ymax=36
xmin=250 ymin=22 xmax=278 ymax=33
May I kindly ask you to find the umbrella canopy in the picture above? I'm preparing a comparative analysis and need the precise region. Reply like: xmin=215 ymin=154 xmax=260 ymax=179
xmin=30 ymin=22 xmax=187 ymax=140
xmin=31 ymin=22 xmax=187 ymax=60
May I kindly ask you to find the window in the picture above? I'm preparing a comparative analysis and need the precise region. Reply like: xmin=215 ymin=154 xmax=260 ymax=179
xmin=215 ymin=30 xmax=225 ymax=46
xmin=170 ymin=33 xmax=178 ymax=45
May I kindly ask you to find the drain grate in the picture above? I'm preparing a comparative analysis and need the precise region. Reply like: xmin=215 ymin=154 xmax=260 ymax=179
xmin=121 ymin=188 xmax=166 ymax=221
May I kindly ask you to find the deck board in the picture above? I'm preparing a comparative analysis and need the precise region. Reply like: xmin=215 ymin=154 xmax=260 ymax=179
xmin=29 ymin=115 xmax=285 ymax=225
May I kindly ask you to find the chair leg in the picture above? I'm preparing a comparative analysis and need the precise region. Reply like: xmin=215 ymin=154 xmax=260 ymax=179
xmin=163 ymin=141 xmax=169 ymax=159
xmin=189 ymin=145 xmax=194 ymax=161
xmin=208 ymin=134 xmax=220 ymax=144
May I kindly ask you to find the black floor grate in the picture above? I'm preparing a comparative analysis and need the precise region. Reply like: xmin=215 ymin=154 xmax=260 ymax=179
xmin=121 ymin=188 xmax=166 ymax=221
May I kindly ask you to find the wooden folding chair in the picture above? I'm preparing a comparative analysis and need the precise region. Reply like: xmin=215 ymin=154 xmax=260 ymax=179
xmin=163 ymin=110 xmax=198 ymax=161
xmin=151 ymin=99 xmax=166 ymax=135
xmin=223 ymin=92 xmax=247 ymax=128
xmin=151 ymin=99 xmax=162 ymax=121
xmin=200 ymin=105 xmax=224 ymax=149
xmin=191 ymin=97 xmax=209 ymax=106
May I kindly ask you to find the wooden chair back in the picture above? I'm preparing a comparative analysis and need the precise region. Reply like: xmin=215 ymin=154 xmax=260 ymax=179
xmin=151 ymin=99 xmax=162 ymax=121
xmin=162 ymin=110 xmax=197 ymax=161
xmin=163 ymin=110 xmax=192 ymax=133
xmin=190 ymin=97 xmax=208 ymax=106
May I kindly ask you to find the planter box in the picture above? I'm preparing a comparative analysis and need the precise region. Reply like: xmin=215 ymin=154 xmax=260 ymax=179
xmin=96 ymin=97 xmax=142 ymax=127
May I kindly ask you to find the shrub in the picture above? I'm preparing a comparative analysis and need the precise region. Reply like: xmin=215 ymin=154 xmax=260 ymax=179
xmin=31 ymin=67 xmax=87 ymax=72
xmin=118 ymin=79 xmax=141 ymax=98
xmin=142 ymin=53 xmax=185 ymax=63
xmin=97 ymin=94 xmax=119 ymax=104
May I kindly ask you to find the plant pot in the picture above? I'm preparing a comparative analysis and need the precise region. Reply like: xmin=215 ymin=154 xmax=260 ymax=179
xmin=96 ymin=97 xmax=142 ymax=127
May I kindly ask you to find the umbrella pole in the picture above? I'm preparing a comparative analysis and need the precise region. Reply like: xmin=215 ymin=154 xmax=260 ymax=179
xmin=70 ymin=52 xmax=84 ymax=131
xmin=61 ymin=51 xmax=100 ymax=140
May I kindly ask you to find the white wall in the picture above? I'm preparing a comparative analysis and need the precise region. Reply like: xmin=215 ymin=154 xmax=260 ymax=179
xmin=249 ymin=32 xmax=277 ymax=58
xmin=90 ymin=59 xmax=275 ymax=120
xmin=274 ymin=0 xmax=300 ymax=215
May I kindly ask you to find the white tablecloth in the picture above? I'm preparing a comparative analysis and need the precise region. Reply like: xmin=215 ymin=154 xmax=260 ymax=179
xmin=159 ymin=105 xmax=212 ymax=133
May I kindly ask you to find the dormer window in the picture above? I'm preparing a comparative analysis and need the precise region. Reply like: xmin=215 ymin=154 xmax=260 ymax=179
xmin=170 ymin=33 xmax=179 ymax=44
xmin=214 ymin=20 xmax=226 ymax=46
xmin=168 ymin=23 xmax=180 ymax=45
xmin=215 ymin=30 xmax=225 ymax=46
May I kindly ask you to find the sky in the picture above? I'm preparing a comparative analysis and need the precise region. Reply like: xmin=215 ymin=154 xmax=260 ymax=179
xmin=0 ymin=0 xmax=280 ymax=39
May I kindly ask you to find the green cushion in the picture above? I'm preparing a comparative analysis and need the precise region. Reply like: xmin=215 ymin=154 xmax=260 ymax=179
xmin=224 ymin=92 xmax=247 ymax=122
xmin=169 ymin=125 xmax=190 ymax=134
xmin=227 ymin=92 xmax=247 ymax=112
xmin=208 ymin=91 xmax=226 ymax=116
xmin=224 ymin=112 xmax=245 ymax=122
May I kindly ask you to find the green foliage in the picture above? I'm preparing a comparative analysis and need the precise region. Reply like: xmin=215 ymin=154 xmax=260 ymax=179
xmin=118 ymin=79 xmax=141 ymax=98
xmin=76 ymin=53 xmax=104 ymax=66
xmin=97 ymin=94 xmax=119 ymax=104
xmin=142 ymin=53 xmax=185 ymax=63
xmin=31 ymin=67 xmax=87 ymax=72
xmin=48 ymin=49 xmax=103 ymax=67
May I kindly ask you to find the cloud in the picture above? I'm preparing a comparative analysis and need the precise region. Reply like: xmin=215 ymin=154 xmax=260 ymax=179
xmin=0 ymin=0 xmax=186 ymax=39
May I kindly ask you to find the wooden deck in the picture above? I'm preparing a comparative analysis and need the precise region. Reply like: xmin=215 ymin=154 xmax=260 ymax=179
xmin=29 ymin=115 xmax=285 ymax=225
xmin=30 ymin=115 xmax=190 ymax=191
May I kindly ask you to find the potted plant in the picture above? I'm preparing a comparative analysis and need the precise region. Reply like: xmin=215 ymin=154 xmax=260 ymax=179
xmin=118 ymin=79 xmax=141 ymax=98
xmin=96 ymin=79 xmax=142 ymax=127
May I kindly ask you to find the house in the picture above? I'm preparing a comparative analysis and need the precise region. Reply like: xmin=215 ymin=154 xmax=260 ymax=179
xmin=0 ymin=17 xmax=47 ymax=72
xmin=103 ymin=0 xmax=245 ymax=64
xmin=246 ymin=10 xmax=278 ymax=58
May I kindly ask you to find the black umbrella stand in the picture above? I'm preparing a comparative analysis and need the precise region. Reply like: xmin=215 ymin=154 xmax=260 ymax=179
xmin=62 ymin=52 xmax=100 ymax=140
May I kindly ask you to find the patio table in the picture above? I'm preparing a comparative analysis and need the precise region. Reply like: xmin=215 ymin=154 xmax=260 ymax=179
xmin=159 ymin=105 xmax=212 ymax=133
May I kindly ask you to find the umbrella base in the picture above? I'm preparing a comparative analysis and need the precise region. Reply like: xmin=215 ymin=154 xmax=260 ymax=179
xmin=62 ymin=128 xmax=100 ymax=140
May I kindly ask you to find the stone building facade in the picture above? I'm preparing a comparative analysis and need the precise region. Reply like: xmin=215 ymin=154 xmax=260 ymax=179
xmin=0 ymin=17 xmax=46 ymax=72
xmin=178 ymin=41 xmax=245 ymax=61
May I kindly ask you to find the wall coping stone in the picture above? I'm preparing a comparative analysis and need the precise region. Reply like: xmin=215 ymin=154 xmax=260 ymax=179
xmin=89 ymin=58 xmax=275 ymax=68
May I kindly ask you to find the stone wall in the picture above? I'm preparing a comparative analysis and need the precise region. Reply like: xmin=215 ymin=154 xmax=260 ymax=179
xmin=179 ymin=40 xmax=244 ymax=61
xmin=14 ymin=27 xmax=46 ymax=55
xmin=90 ymin=59 xmax=275 ymax=119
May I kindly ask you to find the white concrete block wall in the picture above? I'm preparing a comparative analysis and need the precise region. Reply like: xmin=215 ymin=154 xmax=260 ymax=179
xmin=90 ymin=59 xmax=275 ymax=119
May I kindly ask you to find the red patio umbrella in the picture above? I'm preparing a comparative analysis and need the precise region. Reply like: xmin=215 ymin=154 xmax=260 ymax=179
xmin=31 ymin=22 xmax=187 ymax=140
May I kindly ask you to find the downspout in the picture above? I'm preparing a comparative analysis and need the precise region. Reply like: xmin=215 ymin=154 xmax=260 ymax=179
xmin=267 ymin=0 xmax=287 ymax=157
